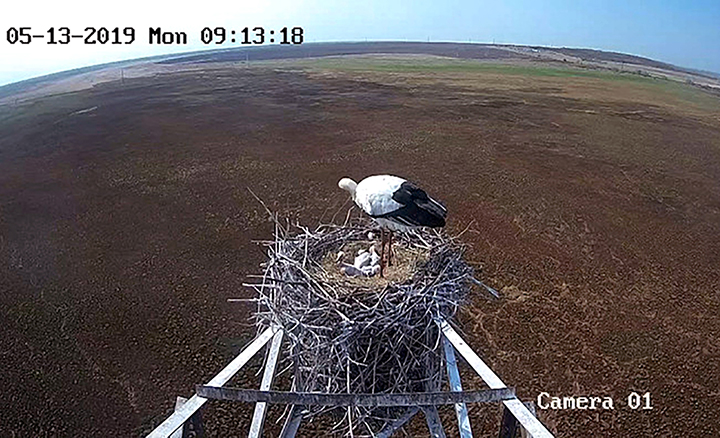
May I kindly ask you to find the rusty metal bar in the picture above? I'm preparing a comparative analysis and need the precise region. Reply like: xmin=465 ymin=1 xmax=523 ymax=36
xmin=196 ymin=386 xmax=515 ymax=406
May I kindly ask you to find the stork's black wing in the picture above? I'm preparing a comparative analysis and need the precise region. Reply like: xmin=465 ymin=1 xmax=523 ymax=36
xmin=374 ymin=181 xmax=447 ymax=228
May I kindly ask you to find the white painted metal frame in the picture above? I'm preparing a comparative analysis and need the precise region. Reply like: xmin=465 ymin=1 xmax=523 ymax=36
xmin=149 ymin=320 xmax=554 ymax=438
xmin=442 ymin=335 xmax=473 ymax=438
xmin=438 ymin=320 xmax=555 ymax=438
xmin=278 ymin=405 xmax=304 ymax=438
xmin=169 ymin=397 xmax=188 ymax=438
xmin=147 ymin=326 xmax=276 ymax=438
xmin=249 ymin=329 xmax=284 ymax=438
xmin=422 ymin=406 xmax=447 ymax=438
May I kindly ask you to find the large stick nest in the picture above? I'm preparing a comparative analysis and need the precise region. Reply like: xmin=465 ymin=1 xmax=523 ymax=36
xmin=250 ymin=218 xmax=478 ymax=434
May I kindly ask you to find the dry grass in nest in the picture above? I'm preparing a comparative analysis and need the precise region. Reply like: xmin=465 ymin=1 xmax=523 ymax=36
xmin=246 ymin=217 xmax=480 ymax=436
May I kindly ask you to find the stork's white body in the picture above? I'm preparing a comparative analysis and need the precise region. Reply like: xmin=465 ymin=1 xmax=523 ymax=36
xmin=353 ymin=175 xmax=412 ymax=231
xmin=340 ymin=174 xmax=447 ymax=230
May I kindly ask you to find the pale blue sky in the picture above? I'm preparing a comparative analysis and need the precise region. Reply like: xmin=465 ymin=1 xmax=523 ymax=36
xmin=1 ymin=0 xmax=718 ymax=86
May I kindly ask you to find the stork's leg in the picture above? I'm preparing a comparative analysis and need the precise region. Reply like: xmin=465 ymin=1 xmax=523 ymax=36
xmin=380 ymin=228 xmax=386 ymax=278
xmin=388 ymin=231 xmax=394 ymax=266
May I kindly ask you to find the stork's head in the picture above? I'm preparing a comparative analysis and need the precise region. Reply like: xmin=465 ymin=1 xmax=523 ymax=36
xmin=338 ymin=178 xmax=357 ymax=197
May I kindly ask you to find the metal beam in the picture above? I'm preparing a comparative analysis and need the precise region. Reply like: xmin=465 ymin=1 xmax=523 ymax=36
xmin=147 ymin=327 xmax=276 ymax=438
xmin=278 ymin=405 xmax=304 ymax=438
xmin=499 ymin=402 xmax=539 ymax=438
xmin=422 ymin=406 xmax=447 ymax=438
xmin=249 ymin=329 xmax=284 ymax=438
xmin=443 ymin=336 xmax=473 ymax=438
xmin=498 ymin=405 xmax=519 ymax=438
xmin=169 ymin=398 xmax=186 ymax=438
xmin=520 ymin=402 xmax=537 ymax=438
xmin=438 ymin=320 xmax=555 ymax=438
xmin=196 ymin=387 xmax=515 ymax=406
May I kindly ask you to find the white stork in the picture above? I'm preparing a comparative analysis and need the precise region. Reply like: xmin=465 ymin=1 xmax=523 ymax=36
xmin=338 ymin=175 xmax=447 ymax=276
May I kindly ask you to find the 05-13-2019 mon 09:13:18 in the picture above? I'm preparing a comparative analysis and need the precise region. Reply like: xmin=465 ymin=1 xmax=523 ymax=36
xmin=4 ymin=26 xmax=304 ymax=46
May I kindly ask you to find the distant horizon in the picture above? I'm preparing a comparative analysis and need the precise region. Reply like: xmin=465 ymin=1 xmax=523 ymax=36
xmin=4 ymin=0 xmax=718 ymax=88
xmin=1 ymin=39 xmax=718 ymax=89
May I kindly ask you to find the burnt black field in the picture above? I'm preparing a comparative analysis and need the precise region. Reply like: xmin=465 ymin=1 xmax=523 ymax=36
xmin=1 ymin=44 xmax=720 ymax=436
